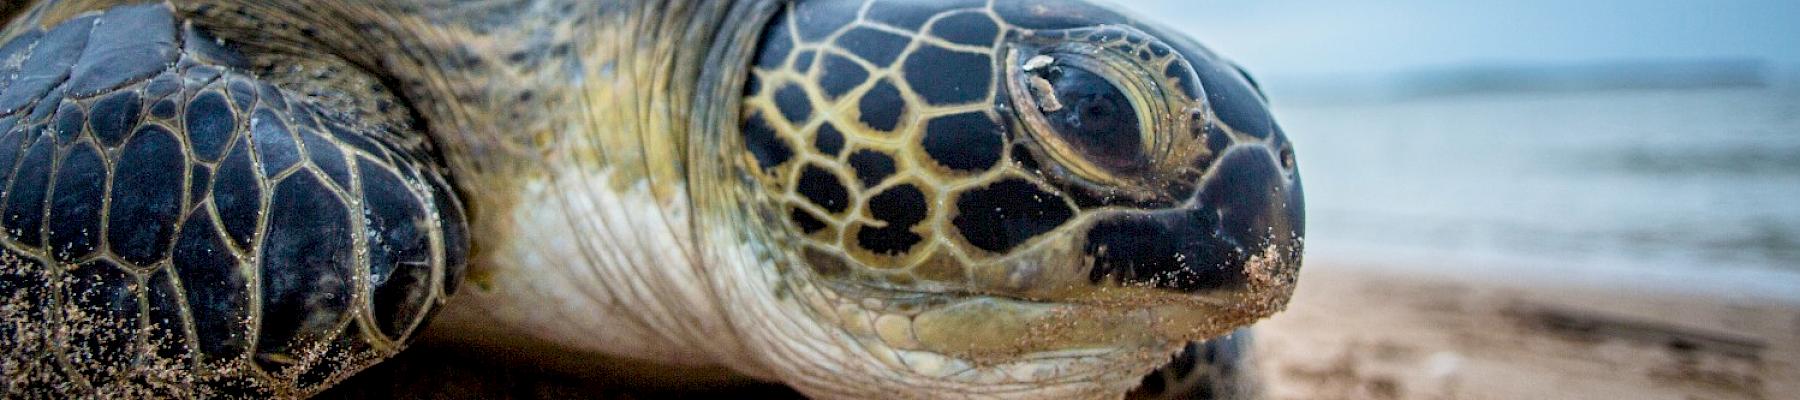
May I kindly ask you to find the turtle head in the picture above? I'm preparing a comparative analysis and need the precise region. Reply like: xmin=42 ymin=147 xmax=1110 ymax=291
xmin=730 ymin=0 xmax=1301 ymax=394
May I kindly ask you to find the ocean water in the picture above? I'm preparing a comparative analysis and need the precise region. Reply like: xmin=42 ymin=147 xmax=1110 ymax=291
xmin=1278 ymin=87 xmax=1800 ymax=274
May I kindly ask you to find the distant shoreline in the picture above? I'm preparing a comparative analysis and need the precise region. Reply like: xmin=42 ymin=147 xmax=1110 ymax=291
xmin=1258 ymin=59 xmax=1800 ymax=103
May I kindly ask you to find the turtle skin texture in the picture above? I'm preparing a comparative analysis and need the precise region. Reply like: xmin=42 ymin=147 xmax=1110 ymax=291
xmin=0 ymin=1 xmax=1287 ymax=399
xmin=737 ymin=0 xmax=1290 ymax=398
xmin=0 ymin=4 xmax=467 ymax=397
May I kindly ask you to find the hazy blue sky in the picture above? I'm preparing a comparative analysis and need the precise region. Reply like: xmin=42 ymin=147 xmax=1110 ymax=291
xmin=1125 ymin=0 xmax=1800 ymax=79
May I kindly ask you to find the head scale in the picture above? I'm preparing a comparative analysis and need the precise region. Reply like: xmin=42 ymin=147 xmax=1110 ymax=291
xmin=731 ymin=0 xmax=1303 ymax=391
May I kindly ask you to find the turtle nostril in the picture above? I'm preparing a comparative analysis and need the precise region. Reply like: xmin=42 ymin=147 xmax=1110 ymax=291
xmin=1279 ymin=145 xmax=1295 ymax=170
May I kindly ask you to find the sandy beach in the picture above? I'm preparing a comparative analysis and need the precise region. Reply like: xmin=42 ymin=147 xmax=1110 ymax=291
xmin=322 ymin=254 xmax=1800 ymax=399
xmin=1251 ymin=258 xmax=1800 ymax=400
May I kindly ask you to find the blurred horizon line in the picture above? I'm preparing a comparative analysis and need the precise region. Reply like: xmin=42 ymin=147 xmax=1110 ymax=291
xmin=1257 ymin=57 xmax=1800 ymax=103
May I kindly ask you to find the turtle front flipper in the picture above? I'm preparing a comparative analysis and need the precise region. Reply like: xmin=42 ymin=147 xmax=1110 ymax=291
xmin=0 ymin=3 xmax=467 ymax=397
xmin=1129 ymin=332 xmax=1261 ymax=400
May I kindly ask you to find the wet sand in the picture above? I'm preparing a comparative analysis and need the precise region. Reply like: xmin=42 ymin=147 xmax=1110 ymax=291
xmin=1252 ymin=259 xmax=1800 ymax=400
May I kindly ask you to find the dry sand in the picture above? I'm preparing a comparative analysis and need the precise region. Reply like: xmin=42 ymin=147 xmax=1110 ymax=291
xmin=326 ymin=258 xmax=1800 ymax=399
xmin=1253 ymin=259 xmax=1800 ymax=400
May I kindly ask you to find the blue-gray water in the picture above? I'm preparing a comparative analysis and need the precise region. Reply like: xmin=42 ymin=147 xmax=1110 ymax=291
xmin=1114 ymin=1 xmax=1800 ymax=277
xmin=1282 ymin=87 xmax=1800 ymax=274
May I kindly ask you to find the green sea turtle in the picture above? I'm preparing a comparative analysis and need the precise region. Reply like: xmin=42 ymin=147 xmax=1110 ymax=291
xmin=0 ymin=0 xmax=1303 ymax=398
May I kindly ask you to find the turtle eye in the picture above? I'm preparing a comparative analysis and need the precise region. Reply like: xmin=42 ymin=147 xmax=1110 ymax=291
xmin=1031 ymin=63 xmax=1146 ymax=172
xmin=1013 ymin=54 xmax=1154 ymax=184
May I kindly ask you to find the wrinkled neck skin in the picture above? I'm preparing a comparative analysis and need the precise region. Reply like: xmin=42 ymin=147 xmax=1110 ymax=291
xmin=375 ymin=0 xmax=777 ymax=381
xmin=185 ymin=0 xmax=1171 ymax=397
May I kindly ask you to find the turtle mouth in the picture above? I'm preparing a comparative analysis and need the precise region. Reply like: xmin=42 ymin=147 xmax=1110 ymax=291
xmin=806 ymin=263 xmax=1270 ymax=365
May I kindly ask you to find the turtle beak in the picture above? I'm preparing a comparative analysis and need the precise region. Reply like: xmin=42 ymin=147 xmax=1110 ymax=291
xmin=1078 ymin=142 xmax=1304 ymax=337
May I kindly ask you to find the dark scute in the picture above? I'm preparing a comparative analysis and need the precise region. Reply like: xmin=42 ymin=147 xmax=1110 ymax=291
xmin=3 ymin=136 xmax=54 ymax=246
xmin=181 ymin=23 xmax=249 ymax=69
xmin=741 ymin=112 xmax=792 ymax=170
xmin=213 ymin=138 xmax=262 ymax=249
xmin=992 ymin=0 xmax=1129 ymax=30
xmin=857 ymin=184 xmax=927 ymax=254
xmin=1042 ymin=65 xmax=1144 ymax=171
xmin=751 ymin=14 xmax=794 ymax=70
xmin=1093 ymin=149 xmax=1290 ymax=293
xmin=836 ymin=27 xmax=912 ymax=66
xmin=0 ymin=29 xmax=44 ymax=94
xmin=47 ymin=144 xmax=106 ymax=262
xmin=1183 ymin=43 xmax=1272 ymax=138
xmin=847 ymin=149 xmax=895 ymax=188
xmin=27 ymin=85 xmax=66 ymax=121
xmin=1009 ymin=142 xmax=1041 ymax=173
xmin=952 ymin=178 xmax=1074 ymax=252
xmin=1204 ymin=122 xmax=1231 ymax=157
xmin=772 ymin=84 xmax=812 ymax=124
xmin=425 ymin=175 xmax=469 ymax=296
xmin=922 ymin=112 xmax=1004 ymax=172
xmin=817 ymin=53 xmax=869 ymax=100
xmin=789 ymin=207 xmax=828 ymax=234
xmin=929 ymin=12 xmax=1001 ymax=47
xmin=792 ymin=50 xmax=817 ymax=73
xmin=67 ymin=3 xmax=179 ymax=96
xmin=0 ymin=14 xmax=95 ymax=115
xmin=856 ymin=78 xmax=904 ymax=131
xmin=325 ymin=118 xmax=390 ymax=159
xmin=62 ymin=260 xmax=141 ymax=382
xmin=0 ymin=248 xmax=48 ymax=348
xmin=256 ymin=173 xmax=355 ymax=367
xmin=144 ymin=71 xmax=180 ymax=99
xmin=791 ymin=0 xmax=860 ymax=42
xmin=292 ymin=104 xmax=320 ymax=130
xmin=186 ymin=91 xmax=237 ymax=161
xmin=1149 ymin=43 xmax=1171 ymax=58
xmin=302 ymin=128 xmax=351 ymax=189
xmin=1082 ymin=209 xmax=1244 ymax=292
xmin=813 ymin=122 xmax=845 ymax=156
xmin=1165 ymin=62 xmax=1202 ymax=101
xmin=257 ymin=82 xmax=289 ymax=113
xmin=796 ymin=164 xmax=850 ymax=214
xmin=361 ymin=164 xmax=434 ymax=339
xmin=144 ymin=269 xmax=194 ymax=362
xmin=0 ymin=119 xmax=25 ymax=190
xmin=251 ymin=107 xmax=300 ymax=176
xmin=53 ymin=102 xmax=82 ymax=143
xmin=149 ymin=97 xmax=177 ymax=120
xmin=90 ymin=89 xmax=142 ymax=147
xmin=902 ymin=45 xmax=991 ymax=106
xmin=297 ymin=325 xmax=374 ymax=391
xmin=107 ymin=125 xmax=185 ymax=265
xmin=869 ymin=184 xmax=928 ymax=228
xmin=1195 ymin=147 xmax=1299 ymax=258
xmin=186 ymin=65 xmax=223 ymax=85
xmin=172 ymin=210 xmax=252 ymax=363
xmin=226 ymin=78 xmax=256 ymax=112
xmin=1232 ymin=62 xmax=1267 ymax=98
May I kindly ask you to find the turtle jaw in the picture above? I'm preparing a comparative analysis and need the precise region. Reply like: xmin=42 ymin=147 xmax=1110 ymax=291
xmin=950 ymin=138 xmax=1305 ymax=345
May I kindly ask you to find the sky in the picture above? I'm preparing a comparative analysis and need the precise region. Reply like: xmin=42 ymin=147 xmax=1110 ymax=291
xmin=1123 ymin=0 xmax=1800 ymax=80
